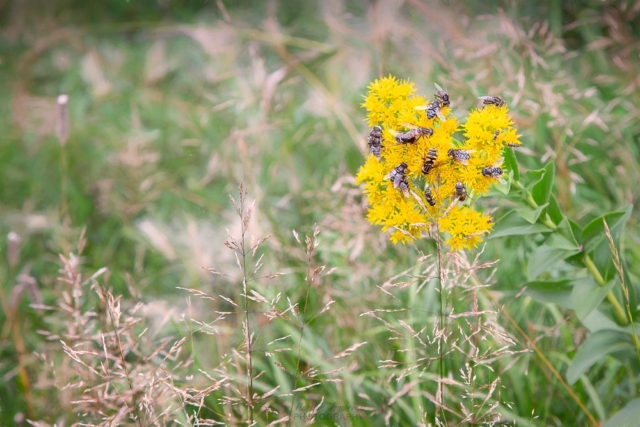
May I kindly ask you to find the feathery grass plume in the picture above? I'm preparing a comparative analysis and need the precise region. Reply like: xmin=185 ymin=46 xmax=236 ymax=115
xmin=176 ymin=184 xmax=351 ymax=425
xmin=356 ymin=76 xmax=521 ymax=249
xmin=36 ymin=230 xmax=189 ymax=426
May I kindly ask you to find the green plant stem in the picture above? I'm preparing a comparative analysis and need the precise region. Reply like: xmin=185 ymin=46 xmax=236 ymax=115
xmin=583 ymin=255 xmax=629 ymax=326
xmin=289 ymin=237 xmax=315 ymax=420
xmin=512 ymin=179 xmax=628 ymax=325
xmin=435 ymin=227 xmax=447 ymax=425
xmin=237 ymin=186 xmax=254 ymax=424
xmin=60 ymin=143 xmax=68 ymax=219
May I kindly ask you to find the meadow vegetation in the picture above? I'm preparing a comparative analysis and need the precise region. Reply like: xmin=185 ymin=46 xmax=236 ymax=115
xmin=1 ymin=0 xmax=640 ymax=425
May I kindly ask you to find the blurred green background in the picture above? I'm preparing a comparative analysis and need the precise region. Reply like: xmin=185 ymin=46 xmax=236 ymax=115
xmin=1 ymin=0 xmax=639 ymax=425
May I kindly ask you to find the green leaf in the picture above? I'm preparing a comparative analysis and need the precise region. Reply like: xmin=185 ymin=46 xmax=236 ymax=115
xmin=569 ymin=218 xmax=583 ymax=242
xmin=582 ymin=205 xmax=633 ymax=253
xmin=547 ymin=234 xmax=580 ymax=251
xmin=547 ymin=194 xmax=563 ymax=224
xmin=547 ymin=220 xmax=580 ymax=251
xmin=527 ymin=245 xmax=580 ymax=279
xmin=556 ymin=218 xmax=580 ymax=249
xmin=493 ymin=172 xmax=511 ymax=194
xmin=489 ymin=210 xmax=551 ymax=239
xmin=571 ymin=277 xmax=615 ymax=320
xmin=603 ymin=398 xmax=640 ymax=427
xmin=579 ymin=375 xmax=607 ymax=423
xmin=522 ymin=169 xmax=545 ymax=191
xmin=531 ymin=162 xmax=555 ymax=205
xmin=581 ymin=310 xmax=628 ymax=334
xmin=503 ymin=147 xmax=519 ymax=181
xmin=566 ymin=330 xmax=634 ymax=385
xmin=515 ymin=203 xmax=548 ymax=224
xmin=524 ymin=279 xmax=574 ymax=308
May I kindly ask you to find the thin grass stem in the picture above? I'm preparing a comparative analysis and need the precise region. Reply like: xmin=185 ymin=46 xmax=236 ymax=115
xmin=289 ymin=226 xmax=318 ymax=421
xmin=603 ymin=220 xmax=640 ymax=359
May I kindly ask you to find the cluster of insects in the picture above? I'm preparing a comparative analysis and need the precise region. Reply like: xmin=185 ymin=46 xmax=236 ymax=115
xmin=366 ymin=84 xmax=508 ymax=215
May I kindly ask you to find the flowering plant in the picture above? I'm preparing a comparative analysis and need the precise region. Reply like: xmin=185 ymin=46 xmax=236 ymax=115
xmin=355 ymin=76 xmax=521 ymax=250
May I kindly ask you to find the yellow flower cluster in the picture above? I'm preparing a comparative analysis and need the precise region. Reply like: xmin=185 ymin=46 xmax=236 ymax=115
xmin=355 ymin=76 xmax=521 ymax=250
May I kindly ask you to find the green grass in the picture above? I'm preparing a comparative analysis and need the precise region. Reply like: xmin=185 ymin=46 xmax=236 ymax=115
xmin=1 ymin=0 xmax=640 ymax=425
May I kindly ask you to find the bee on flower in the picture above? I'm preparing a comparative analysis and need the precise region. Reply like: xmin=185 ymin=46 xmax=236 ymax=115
xmin=355 ymin=76 xmax=521 ymax=251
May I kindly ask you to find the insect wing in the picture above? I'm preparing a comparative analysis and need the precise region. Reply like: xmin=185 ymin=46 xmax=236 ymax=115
xmin=399 ymin=180 xmax=410 ymax=197
xmin=392 ymin=173 xmax=403 ymax=189
xmin=401 ymin=123 xmax=419 ymax=130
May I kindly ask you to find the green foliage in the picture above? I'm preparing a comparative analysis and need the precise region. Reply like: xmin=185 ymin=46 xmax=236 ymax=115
xmin=603 ymin=398 xmax=640 ymax=427
xmin=566 ymin=331 xmax=634 ymax=385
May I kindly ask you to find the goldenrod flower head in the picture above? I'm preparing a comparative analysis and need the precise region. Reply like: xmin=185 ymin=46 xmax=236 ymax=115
xmin=356 ymin=78 xmax=521 ymax=250
xmin=439 ymin=206 xmax=493 ymax=251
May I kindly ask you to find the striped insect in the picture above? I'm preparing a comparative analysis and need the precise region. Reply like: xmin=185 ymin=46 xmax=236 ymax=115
xmin=454 ymin=182 xmax=467 ymax=201
xmin=424 ymin=185 xmax=436 ymax=207
xmin=391 ymin=126 xmax=434 ymax=145
xmin=367 ymin=126 xmax=383 ymax=159
xmin=434 ymin=83 xmax=450 ymax=107
xmin=415 ymin=100 xmax=446 ymax=121
xmin=384 ymin=162 xmax=410 ymax=196
xmin=442 ymin=182 xmax=468 ymax=218
xmin=447 ymin=148 xmax=474 ymax=166
xmin=421 ymin=148 xmax=438 ymax=175
xmin=478 ymin=95 xmax=505 ymax=108
xmin=482 ymin=159 xmax=506 ymax=183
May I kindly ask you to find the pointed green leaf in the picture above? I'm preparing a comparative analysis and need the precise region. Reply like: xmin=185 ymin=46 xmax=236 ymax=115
xmin=547 ymin=194 xmax=563 ymax=224
xmin=522 ymin=169 xmax=545 ymax=191
xmin=489 ymin=210 xmax=551 ymax=239
xmin=532 ymin=162 xmax=555 ymax=205
xmin=515 ymin=203 xmax=549 ymax=224
xmin=547 ymin=233 xmax=580 ymax=251
xmin=603 ymin=398 xmax=640 ymax=427
xmin=561 ymin=218 xmax=584 ymax=267
xmin=571 ymin=277 xmax=616 ymax=320
xmin=581 ymin=310 xmax=628 ymax=333
xmin=547 ymin=219 xmax=580 ymax=251
xmin=569 ymin=218 xmax=583 ymax=242
xmin=503 ymin=147 xmax=519 ymax=181
xmin=524 ymin=279 xmax=574 ymax=308
xmin=527 ymin=245 xmax=580 ymax=279
xmin=582 ymin=205 xmax=633 ymax=253
xmin=556 ymin=218 xmax=579 ymax=249
xmin=566 ymin=330 xmax=633 ymax=385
